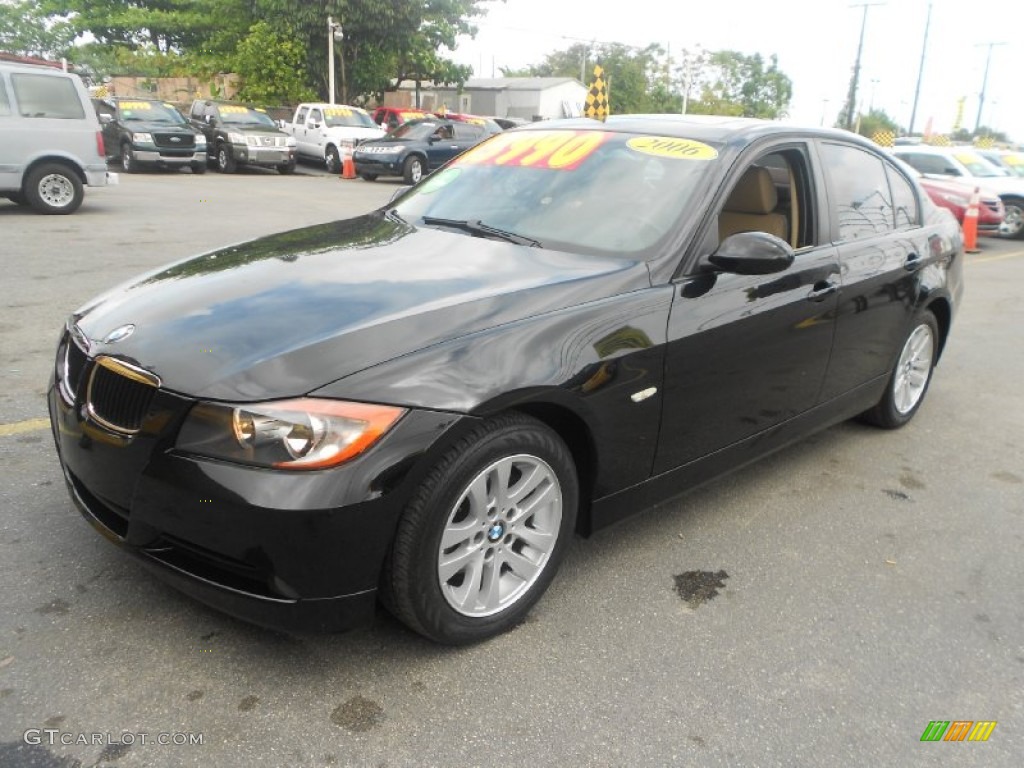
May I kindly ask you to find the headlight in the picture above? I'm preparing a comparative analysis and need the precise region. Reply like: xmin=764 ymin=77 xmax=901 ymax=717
xmin=246 ymin=135 xmax=262 ymax=147
xmin=176 ymin=399 xmax=406 ymax=470
xmin=226 ymin=132 xmax=245 ymax=144
xmin=939 ymin=192 xmax=969 ymax=207
xmin=195 ymin=135 xmax=207 ymax=147
xmin=338 ymin=139 xmax=355 ymax=151
xmin=132 ymin=132 xmax=153 ymax=143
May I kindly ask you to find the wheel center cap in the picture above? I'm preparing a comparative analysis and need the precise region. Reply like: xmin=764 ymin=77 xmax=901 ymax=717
xmin=487 ymin=522 xmax=505 ymax=542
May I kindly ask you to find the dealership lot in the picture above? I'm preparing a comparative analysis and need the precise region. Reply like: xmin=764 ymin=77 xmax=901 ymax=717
xmin=1 ymin=172 xmax=1022 ymax=766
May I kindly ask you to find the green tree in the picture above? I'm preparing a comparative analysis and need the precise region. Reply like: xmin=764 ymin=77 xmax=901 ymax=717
xmin=690 ymin=51 xmax=792 ymax=119
xmin=0 ymin=0 xmax=74 ymax=58
xmin=856 ymin=108 xmax=901 ymax=138
xmin=233 ymin=22 xmax=317 ymax=105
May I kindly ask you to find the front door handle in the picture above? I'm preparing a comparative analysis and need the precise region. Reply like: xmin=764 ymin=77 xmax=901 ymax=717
xmin=807 ymin=280 xmax=839 ymax=301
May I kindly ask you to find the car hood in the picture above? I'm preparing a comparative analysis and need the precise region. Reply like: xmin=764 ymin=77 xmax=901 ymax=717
xmin=325 ymin=126 xmax=385 ymax=140
xmin=225 ymin=125 xmax=287 ymax=137
xmin=73 ymin=214 xmax=649 ymax=402
xmin=952 ymin=174 xmax=1024 ymax=196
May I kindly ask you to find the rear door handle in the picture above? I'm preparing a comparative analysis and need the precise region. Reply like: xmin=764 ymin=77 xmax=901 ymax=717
xmin=807 ymin=280 xmax=839 ymax=301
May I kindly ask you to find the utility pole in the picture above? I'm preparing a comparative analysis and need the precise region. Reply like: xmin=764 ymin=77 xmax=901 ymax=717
xmin=843 ymin=2 xmax=885 ymax=131
xmin=974 ymin=42 xmax=1006 ymax=133
xmin=327 ymin=16 xmax=343 ymax=104
xmin=907 ymin=0 xmax=931 ymax=134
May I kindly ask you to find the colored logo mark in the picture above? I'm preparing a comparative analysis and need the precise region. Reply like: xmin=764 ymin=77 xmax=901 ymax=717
xmin=920 ymin=721 xmax=996 ymax=742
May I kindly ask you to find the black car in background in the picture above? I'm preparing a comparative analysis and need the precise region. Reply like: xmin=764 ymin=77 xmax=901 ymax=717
xmin=188 ymin=99 xmax=296 ymax=174
xmin=49 ymin=116 xmax=963 ymax=645
xmin=94 ymin=98 xmax=207 ymax=174
xmin=353 ymin=117 xmax=488 ymax=183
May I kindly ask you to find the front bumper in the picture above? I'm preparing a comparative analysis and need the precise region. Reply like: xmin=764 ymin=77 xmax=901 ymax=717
xmin=134 ymin=149 xmax=206 ymax=166
xmin=47 ymin=334 xmax=468 ymax=632
xmin=231 ymin=144 xmax=295 ymax=168
xmin=354 ymin=156 xmax=405 ymax=177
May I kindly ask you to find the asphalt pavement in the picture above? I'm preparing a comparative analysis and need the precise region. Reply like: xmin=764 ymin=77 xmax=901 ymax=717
xmin=0 ymin=169 xmax=1021 ymax=767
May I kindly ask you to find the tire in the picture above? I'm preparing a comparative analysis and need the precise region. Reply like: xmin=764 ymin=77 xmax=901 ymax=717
xmin=120 ymin=143 xmax=136 ymax=173
xmin=277 ymin=161 xmax=296 ymax=175
xmin=360 ymin=173 xmax=378 ymax=182
xmin=382 ymin=413 xmax=578 ymax=645
xmin=216 ymin=144 xmax=236 ymax=173
xmin=191 ymin=162 xmax=207 ymax=175
xmin=403 ymin=155 xmax=425 ymax=185
xmin=859 ymin=310 xmax=939 ymax=429
xmin=5 ymin=192 xmax=28 ymax=206
xmin=325 ymin=146 xmax=341 ymax=174
xmin=24 ymin=163 xmax=84 ymax=215
xmin=1000 ymin=197 xmax=1023 ymax=240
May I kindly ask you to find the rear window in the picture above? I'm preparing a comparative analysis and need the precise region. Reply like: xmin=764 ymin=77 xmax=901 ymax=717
xmin=11 ymin=73 xmax=85 ymax=119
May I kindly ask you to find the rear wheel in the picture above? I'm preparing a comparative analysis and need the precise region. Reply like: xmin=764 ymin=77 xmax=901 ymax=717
xmin=1000 ymin=197 xmax=1023 ymax=240
xmin=403 ymin=155 xmax=424 ymax=184
xmin=859 ymin=310 xmax=939 ymax=428
xmin=382 ymin=413 xmax=577 ymax=645
xmin=24 ymin=163 xmax=84 ymax=215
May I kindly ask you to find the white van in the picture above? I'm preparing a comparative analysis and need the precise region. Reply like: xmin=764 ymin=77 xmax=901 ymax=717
xmin=0 ymin=62 xmax=115 ymax=214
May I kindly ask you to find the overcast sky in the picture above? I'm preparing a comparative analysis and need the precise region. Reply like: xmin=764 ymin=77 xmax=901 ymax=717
xmin=447 ymin=0 xmax=1020 ymax=143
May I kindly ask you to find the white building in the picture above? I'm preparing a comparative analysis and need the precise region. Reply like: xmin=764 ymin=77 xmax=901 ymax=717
xmin=385 ymin=77 xmax=589 ymax=121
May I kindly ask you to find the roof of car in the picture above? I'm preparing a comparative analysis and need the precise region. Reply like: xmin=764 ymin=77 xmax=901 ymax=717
xmin=517 ymin=114 xmax=878 ymax=148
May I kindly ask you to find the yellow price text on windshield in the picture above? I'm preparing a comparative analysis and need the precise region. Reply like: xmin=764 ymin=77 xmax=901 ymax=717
xmin=627 ymin=137 xmax=718 ymax=160
xmin=119 ymin=101 xmax=152 ymax=110
xmin=220 ymin=105 xmax=249 ymax=114
xmin=325 ymin=108 xmax=353 ymax=117
xmin=456 ymin=130 xmax=607 ymax=171
xmin=954 ymin=153 xmax=981 ymax=165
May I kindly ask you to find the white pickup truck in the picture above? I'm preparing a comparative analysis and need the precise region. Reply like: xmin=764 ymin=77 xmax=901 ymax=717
xmin=281 ymin=103 xmax=386 ymax=172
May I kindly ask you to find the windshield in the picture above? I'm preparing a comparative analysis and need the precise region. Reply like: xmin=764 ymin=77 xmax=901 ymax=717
xmin=389 ymin=120 xmax=441 ymax=140
xmin=393 ymin=129 xmax=721 ymax=259
xmin=323 ymin=107 xmax=376 ymax=128
xmin=218 ymin=105 xmax=277 ymax=127
xmin=118 ymin=100 xmax=187 ymax=125
xmin=953 ymin=152 xmax=1005 ymax=178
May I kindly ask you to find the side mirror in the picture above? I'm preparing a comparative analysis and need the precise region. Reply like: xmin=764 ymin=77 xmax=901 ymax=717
xmin=705 ymin=231 xmax=795 ymax=275
xmin=943 ymin=167 xmax=961 ymax=176
xmin=310 ymin=121 xmax=320 ymax=129
xmin=428 ymin=135 xmax=439 ymax=144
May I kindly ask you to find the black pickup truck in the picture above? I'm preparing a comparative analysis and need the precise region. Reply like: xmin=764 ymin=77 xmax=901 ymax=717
xmin=93 ymin=98 xmax=207 ymax=174
xmin=189 ymin=100 xmax=296 ymax=174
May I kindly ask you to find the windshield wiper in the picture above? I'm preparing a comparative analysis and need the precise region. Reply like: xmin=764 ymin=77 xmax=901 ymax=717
xmin=421 ymin=217 xmax=542 ymax=247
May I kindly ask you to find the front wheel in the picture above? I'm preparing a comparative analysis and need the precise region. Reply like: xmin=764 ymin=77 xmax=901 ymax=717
xmin=382 ymin=413 xmax=578 ymax=645
xmin=120 ymin=143 xmax=136 ymax=173
xmin=1000 ymin=197 xmax=1023 ymax=240
xmin=859 ymin=310 xmax=939 ymax=429
xmin=403 ymin=155 xmax=424 ymax=184
xmin=24 ymin=163 xmax=84 ymax=215
xmin=277 ymin=161 xmax=296 ymax=175
xmin=360 ymin=173 xmax=378 ymax=182
xmin=191 ymin=161 xmax=207 ymax=175
xmin=325 ymin=146 xmax=341 ymax=174
xmin=216 ymin=144 xmax=236 ymax=173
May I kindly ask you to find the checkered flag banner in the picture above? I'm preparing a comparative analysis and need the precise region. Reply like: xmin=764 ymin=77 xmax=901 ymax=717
xmin=974 ymin=135 xmax=995 ymax=149
xmin=872 ymin=130 xmax=895 ymax=148
xmin=585 ymin=65 xmax=609 ymax=122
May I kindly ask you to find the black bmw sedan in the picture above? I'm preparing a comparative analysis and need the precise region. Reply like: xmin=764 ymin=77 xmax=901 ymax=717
xmin=49 ymin=116 xmax=964 ymax=645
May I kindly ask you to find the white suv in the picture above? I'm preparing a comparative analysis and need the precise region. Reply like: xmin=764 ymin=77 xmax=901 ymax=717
xmin=892 ymin=145 xmax=1024 ymax=239
xmin=0 ymin=62 xmax=115 ymax=214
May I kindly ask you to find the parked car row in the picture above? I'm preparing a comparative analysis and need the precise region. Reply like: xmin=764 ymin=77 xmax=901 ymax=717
xmin=891 ymin=145 xmax=1024 ymax=239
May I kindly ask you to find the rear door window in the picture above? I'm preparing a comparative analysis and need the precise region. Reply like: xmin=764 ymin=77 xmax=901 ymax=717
xmin=0 ymin=78 xmax=10 ymax=116
xmin=820 ymin=142 xmax=894 ymax=241
xmin=11 ymin=73 xmax=85 ymax=119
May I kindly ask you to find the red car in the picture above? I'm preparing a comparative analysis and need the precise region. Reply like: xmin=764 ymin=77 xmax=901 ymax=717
xmin=914 ymin=172 xmax=1005 ymax=233
xmin=432 ymin=110 xmax=503 ymax=135
xmin=371 ymin=106 xmax=430 ymax=131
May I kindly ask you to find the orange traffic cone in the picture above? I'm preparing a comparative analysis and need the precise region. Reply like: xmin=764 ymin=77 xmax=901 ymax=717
xmin=963 ymin=187 xmax=980 ymax=254
xmin=341 ymin=148 xmax=356 ymax=180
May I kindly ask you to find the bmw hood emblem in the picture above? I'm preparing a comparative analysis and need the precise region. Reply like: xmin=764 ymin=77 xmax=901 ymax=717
xmin=101 ymin=324 xmax=135 ymax=344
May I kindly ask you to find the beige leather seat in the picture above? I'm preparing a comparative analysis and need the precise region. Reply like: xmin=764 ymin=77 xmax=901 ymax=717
xmin=718 ymin=166 xmax=788 ymax=242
